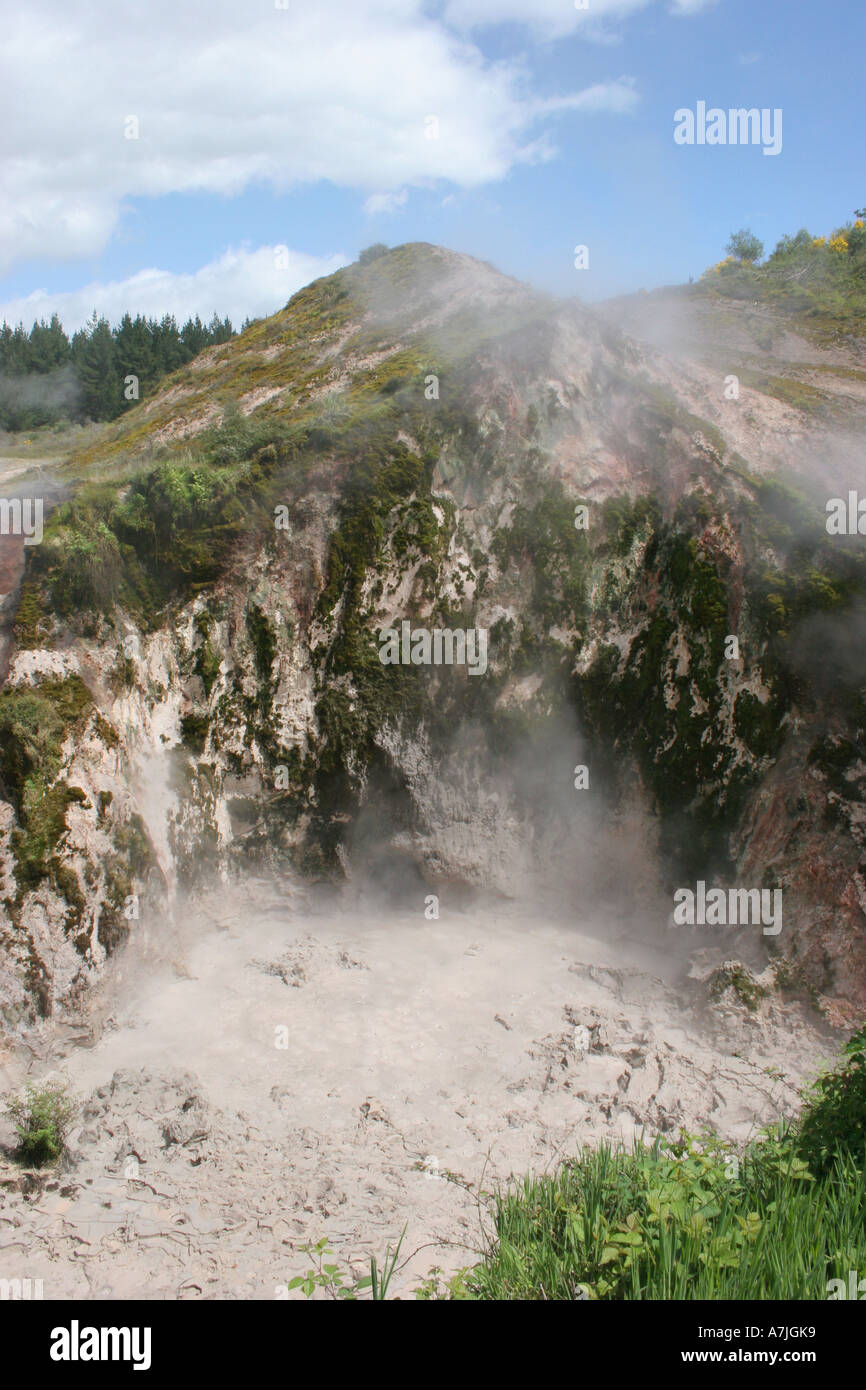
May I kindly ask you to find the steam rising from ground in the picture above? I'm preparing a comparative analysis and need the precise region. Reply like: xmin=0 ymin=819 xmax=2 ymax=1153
xmin=0 ymin=365 xmax=81 ymax=425
xmin=0 ymin=262 xmax=861 ymax=1296
xmin=0 ymin=873 xmax=837 ymax=1299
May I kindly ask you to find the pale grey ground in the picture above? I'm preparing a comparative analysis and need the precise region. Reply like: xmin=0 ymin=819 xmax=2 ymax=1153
xmin=0 ymin=879 xmax=837 ymax=1299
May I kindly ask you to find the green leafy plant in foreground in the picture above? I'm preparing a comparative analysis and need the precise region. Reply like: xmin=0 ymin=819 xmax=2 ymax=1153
xmin=3 ymin=1081 xmax=76 ymax=1167
xmin=288 ymin=1227 xmax=406 ymax=1300
xmin=460 ymin=1130 xmax=852 ymax=1300
xmin=459 ymin=1024 xmax=866 ymax=1300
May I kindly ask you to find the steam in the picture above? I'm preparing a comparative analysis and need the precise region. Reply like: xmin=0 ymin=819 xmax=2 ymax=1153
xmin=786 ymin=609 xmax=866 ymax=697
xmin=3 ymin=247 xmax=858 ymax=1305
xmin=0 ymin=363 xmax=81 ymax=420
xmin=336 ymin=704 xmax=670 ymax=955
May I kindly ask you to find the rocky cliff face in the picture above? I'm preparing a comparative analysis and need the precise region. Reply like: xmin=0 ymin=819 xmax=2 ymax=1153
xmin=2 ymin=242 xmax=865 ymax=1034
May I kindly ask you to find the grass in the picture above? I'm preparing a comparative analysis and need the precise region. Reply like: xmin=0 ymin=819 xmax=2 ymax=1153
xmin=454 ymin=1024 xmax=866 ymax=1300
xmin=737 ymin=369 xmax=832 ymax=418
xmin=458 ymin=1134 xmax=865 ymax=1300
xmin=0 ymin=419 xmax=105 ymax=461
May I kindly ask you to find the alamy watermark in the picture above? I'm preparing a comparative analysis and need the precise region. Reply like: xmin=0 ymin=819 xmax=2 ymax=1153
xmin=826 ymin=1271 xmax=866 ymax=1299
xmin=0 ymin=497 xmax=43 ymax=545
xmin=674 ymin=103 xmax=782 ymax=157
xmin=0 ymin=1276 xmax=43 ymax=1300
xmin=50 ymin=1321 xmax=151 ymax=1371
xmin=826 ymin=492 xmax=866 ymax=535
xmin=378 ymin=621 xmax=488 ymax=676
xmin=672 ymin=882 xmax=782 ymax=936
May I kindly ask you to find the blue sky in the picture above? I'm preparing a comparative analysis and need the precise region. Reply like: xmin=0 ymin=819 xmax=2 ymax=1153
xmin=1 ymin=0 xmax=862 ymax=331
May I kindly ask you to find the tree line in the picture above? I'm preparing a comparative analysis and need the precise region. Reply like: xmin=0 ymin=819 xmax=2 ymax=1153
xmin=0 ymin=309 xmax=244 ymax=431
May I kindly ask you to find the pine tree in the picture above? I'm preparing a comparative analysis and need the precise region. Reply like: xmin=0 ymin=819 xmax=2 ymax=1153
xmin=153 ymin=314 xmax=184 ymax=374
xmin=28 ymin=314 xmax=70 ymax=371
xmin=1 ymin=322 xmax=32 ymax=375
xmin=0 ymin=322 xmax=14 ymax=372
xmin=180 ymin=314 xmax=207 ymax=359
xmin=207 ymin=313 xmax=234 ymax=345
xmin=73 ymin=312 xmax=121 ymax=421
xmin=114 ymin=312 xmax=154 ymax=405
xmin=0 ymin=303 xmax=236 ymax=425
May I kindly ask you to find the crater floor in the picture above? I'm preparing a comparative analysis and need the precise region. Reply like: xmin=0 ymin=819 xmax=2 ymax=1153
xmin=0 ymin=879 xmax=838 ymax=1299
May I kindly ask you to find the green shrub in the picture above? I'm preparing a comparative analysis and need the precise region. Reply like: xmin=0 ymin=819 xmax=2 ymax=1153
xmin=698 ymin=214 xmax=866 ymax=341
xmin=796 ymin=1024 xmax=866 ymax=1178
xmin=4 ymin=1081 xmax=76 ymax=1166
xmin=0 ymin=676 xmax=94 ymax=889
xmin=726 ymin=227 xmax=764 ymax=264
xmin=50 ymin=521 xmax=122 ymax=614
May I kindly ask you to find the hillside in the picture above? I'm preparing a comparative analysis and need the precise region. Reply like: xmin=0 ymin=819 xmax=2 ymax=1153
xmin=2 ymin=241 xmax=866 ymax=1040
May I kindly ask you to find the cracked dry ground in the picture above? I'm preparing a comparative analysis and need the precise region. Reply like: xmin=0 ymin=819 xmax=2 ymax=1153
xmin=0 ymin=884 xmax=839 ymax=1298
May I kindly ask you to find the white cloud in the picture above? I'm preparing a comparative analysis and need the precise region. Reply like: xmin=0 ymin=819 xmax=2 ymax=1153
xmin=668 ymin=0 xmax=717 ymax=12
xmin=0 ymin=245 xmax=348 ymax=335
xmin=364 ymin=189 xmax=410 ymax=215
xmin=442 ymin=0 xmax=718 ymax=36
xmin=443 ymin=0 xmax=653 ymax=38
xmin=0 ymin=0 xmax=642 ymax=274
xmin=531 ymin=78 xmax=639 ymax=117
